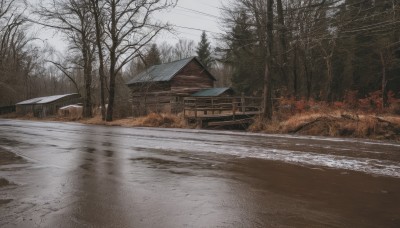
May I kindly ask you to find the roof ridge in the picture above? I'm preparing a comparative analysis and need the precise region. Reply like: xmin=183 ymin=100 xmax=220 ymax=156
xmin=126 ymin=56 xmax=198 ymax=85
xmin=165 ymin=56 xmax=195 ymax=64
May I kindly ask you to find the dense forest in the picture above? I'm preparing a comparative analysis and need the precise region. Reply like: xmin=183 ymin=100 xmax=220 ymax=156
xmin=218 ymin=0 xmax=400 ymax=119
xmin=0 ymin=0 xmax=399 ymax=121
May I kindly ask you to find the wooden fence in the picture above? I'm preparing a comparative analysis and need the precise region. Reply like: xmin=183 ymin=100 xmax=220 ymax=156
xmin=183 ymin=96 xmax=263 ymax=119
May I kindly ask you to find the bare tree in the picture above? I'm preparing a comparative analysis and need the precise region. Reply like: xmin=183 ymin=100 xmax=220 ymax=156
xmin=88 ymin=0 xmax=107 ymax=120
xmin=174 ymin=39 xmax=195 ymax=60
xmin=157 ymin=39 xmax=196 ymax=63
xmin=158 ymin=42 xmax=174 ymax=63
xmin=99 ymin=0 xmax=176 ymax=121
xmin=35 ymin=0 xmax=96 ymax=118
xmin=0 ymin=0 xmax=32 ymax=105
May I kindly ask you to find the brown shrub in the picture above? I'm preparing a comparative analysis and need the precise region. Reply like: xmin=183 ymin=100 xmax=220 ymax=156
xmin=138 ymin=113 xmax=186 ymax=128
xmin=80 ymin=116 xmax=104 ymax=125
xmin=248 ymin=116 xmax=281 ymax=133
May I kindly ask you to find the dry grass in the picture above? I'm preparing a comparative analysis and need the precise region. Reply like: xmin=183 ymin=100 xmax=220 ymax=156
xmin=248 ymin=117 xmax=281 ymax=133
xmin=381 ymin=115 xmax=400 ymax=125
xmin=80 ymin=113 xmax=187 ymax=128
xmin=249 ymin=110 xmax=400 ymax=140
xmin=0 ymin=112 xmax=18 ymax=119
xmin=80 ymin=116 xmax=104 ymax=125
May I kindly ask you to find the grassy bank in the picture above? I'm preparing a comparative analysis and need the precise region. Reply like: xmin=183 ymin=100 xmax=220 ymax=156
xmin=249 ymin=110 xmax=400 ymax=141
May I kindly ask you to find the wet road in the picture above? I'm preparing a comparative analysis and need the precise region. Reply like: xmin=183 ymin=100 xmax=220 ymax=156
xmin=0 ymin=119 xmax=400 ymax=228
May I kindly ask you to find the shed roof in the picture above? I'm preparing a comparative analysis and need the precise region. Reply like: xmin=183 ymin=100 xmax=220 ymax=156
xmin=126 ymin=56 xmax=215 ymax=85
xmin=191 ymin=87 xmax=234 ymax=97
xmin=59 ymin=104 xmax=82 ymax=110
xmin=17 ymin=93 xmax=79 ymax=105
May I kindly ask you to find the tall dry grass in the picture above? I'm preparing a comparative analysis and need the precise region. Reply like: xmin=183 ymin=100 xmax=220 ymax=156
xmin=249 ymin=109 xmax=400 ymax=140
xmin=81 ymin=113 xmax=187 ymax=128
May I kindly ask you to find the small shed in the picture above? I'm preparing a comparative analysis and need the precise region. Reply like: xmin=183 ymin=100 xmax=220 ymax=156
xmin=16 ymin=93 xmax=81 ymax=117
xmin=127 ymin=56 xmax=217 ymax=116
xmin=58 ymin=104 xmax=83 ymax=119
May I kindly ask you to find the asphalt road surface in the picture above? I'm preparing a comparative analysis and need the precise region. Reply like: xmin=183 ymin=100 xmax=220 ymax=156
xmin=1 ymin=119 xmax=400 ymax=228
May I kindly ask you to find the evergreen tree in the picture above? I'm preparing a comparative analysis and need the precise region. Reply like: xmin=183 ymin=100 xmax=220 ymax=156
xmin=133 ymin=44 xmax=162 ymax=73
xmin=144 ymin=44 xmax=161 ymax=66
xmin=196 ymin=31 xmax=213 ymax=69
xmin=223 ymin=10 xmax=264 ymax=94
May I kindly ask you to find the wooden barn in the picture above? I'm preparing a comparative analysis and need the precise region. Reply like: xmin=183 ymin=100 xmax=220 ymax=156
xmin=127 ymin=56 xmax=222 ymax=116
xmin=16 ymin=93 xmax=81 ymax=118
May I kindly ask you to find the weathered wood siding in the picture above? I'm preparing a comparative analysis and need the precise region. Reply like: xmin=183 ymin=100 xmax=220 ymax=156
xmin=129 ymin=59 xmax=215 ymax=116
xmin=130 ymin=82 xmax=174 ymax=116
xmin=170 ymin=59 xmax=214 ymax=96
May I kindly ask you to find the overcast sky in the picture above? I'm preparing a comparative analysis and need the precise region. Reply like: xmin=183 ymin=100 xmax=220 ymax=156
xmin=31 ymin=0 xmax=224 ymax=52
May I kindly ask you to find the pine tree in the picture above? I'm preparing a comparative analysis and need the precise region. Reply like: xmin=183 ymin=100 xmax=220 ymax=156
xmin=223 ymin=10 xmax=264 ymax=94
xmin=133 ymin=44 xmax=162 ymax=73
xmin=196 ymin=31 xmax=213 ymax=69
xmin=144 ymin=44 xmax=161 ymax=66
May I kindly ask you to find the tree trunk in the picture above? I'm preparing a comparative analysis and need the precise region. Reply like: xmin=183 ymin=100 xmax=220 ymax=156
xmin=90 ymin=0 xmax=106 ymax=120
xmin=380 ymin=51 xmax=388 ymax=108
xmin=293 ymin=44 xmax=298 ymax=98
xmin=82 ymin=36 xmax=92 ymax=118
xmin=106 ymin=62 xmax=116 ymax=122
xmin=325 ymin=56 xmax=333 ymax=101
xmin=106 ymin=1 xmax=117 ymax=122
xmin=263 ymin=61 xmax=273 ymax=119
xmin=305 ymin=57 xmax=312 ymax=101
xmin=83 ymin=66 xmax=92 ymax=118
xmin=276 ymin=0 xmax=288 ymax=86
xmin=263 ymin=0 xmax=274 ymax=120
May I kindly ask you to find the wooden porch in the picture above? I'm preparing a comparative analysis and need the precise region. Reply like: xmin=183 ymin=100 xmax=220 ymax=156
xmin=183 ymin=96 xmax=263 ymax=128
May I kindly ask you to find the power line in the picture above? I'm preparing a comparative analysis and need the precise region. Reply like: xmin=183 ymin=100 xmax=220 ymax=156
xmin=176 ymin=6 xmax=221 ymax=19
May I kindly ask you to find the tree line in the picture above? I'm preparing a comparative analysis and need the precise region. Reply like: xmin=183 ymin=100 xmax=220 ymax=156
xmin=1 ymin=0 xmax=399 ymax=121
xmin=219 ymin=0 xmax=400 ymax=119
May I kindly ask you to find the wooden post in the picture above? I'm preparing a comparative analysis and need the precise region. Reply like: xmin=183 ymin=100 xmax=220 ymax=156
xmin=232 ymin=98 xmax=236 ymax=120
xmin=183 ymin=99 xmax=186 ymax=117
xmin=205 ymin=98 xmax=208 ymax=115
xmin=211 ymin=98 xmax=214 ymax=115
xmin=156 ymin=96 xmax=159 ymax=113
xmin=241 ymin=92 xmax=245 ymax=114
xmin=194 ymin=99 xmax=197 ymax=119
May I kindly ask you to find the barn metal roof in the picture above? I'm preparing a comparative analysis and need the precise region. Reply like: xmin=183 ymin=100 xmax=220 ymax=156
xmin=126 ymin=56 xmax=215 ymax=85
xmin=16 ymin=93 xmax=79 ymax=105
xmin=191 ymin=88 xmax=233 ymax=97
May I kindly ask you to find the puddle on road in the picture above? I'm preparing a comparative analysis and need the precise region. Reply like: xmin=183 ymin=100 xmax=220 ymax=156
xmin=0 ymin=199 xmax=13 ymax=205
xmin=84 ymin=147 xmax=96 ymax=154
xmin=104 ymin=150 xmax=114 ymax=157
xmin=0 ymin=178 xmax=12 ymax=188
xmin=0 ymin=146 xmax=25 ymax=166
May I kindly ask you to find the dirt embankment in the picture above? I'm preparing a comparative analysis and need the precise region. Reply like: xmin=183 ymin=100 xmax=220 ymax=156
xmin=250 ymin=111 xmax=400 ymax=141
